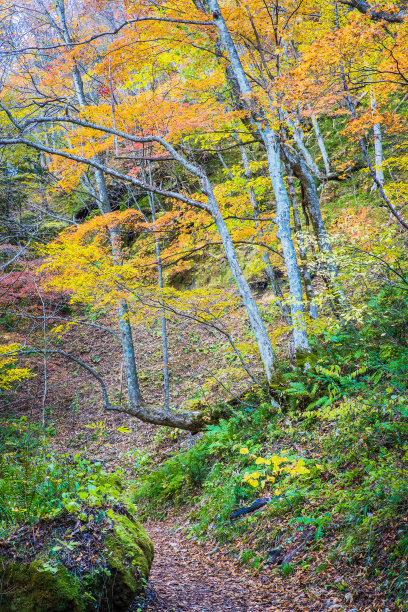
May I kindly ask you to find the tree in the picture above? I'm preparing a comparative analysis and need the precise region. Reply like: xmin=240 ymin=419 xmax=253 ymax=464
xmin=1 ymin=0 xmax=407 ymax=431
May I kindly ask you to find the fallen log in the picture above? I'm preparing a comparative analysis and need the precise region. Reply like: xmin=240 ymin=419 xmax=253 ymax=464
xmin=229 ymin=495 xmax=284 ymax=520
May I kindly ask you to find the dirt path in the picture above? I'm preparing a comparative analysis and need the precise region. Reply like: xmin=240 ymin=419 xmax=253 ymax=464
xmin=144 ymin=521 xmax=251 ymax=611
xmin=139 ymin=521 xmax=343 ymax=612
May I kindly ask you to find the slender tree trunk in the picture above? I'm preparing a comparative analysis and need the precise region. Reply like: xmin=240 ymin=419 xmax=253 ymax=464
xmin=217 ymin=150 xmax=233 ymax=178
xmin=286 ymin=149 xmax=348 ymax=309
xmin=146 ymin=161 xmax=170 ymax=412
xmin=287 ymin=153 xmax=330 ymax=254
xmin=95 ymin=171 xmax=204 ymax=429
xmin=208 ymin=0 xmax=310 ymax=357
xmin=108 ymin=57 xmax=119 ymax=156
xmin=264 ymin=131 xmax=310 ymax=354
xmin=238 ymin=141 xmax=292 ymax=325
xmin=204 ymin=178 xmax=278 ymax=382
xmin=94 ymin=167 xmax=145 ymax=409
xmin=370 ymin=94 xmax=384 ymax=186
xmin=311 ymin=113 xmax=331 ymax=175
xmin=286 ymin=170 xmax=318 ymax=320
xmin=284 ymin=110 xmax=324 ymax=179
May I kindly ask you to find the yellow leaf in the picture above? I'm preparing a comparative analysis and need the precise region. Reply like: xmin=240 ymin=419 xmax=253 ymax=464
xmin=298 ymin=466 xmax=310 ymax=474
xmin=116 ymin=426 xmax=131 ymax=434
xmin=240 ymin=447 xmax=249 ymax=454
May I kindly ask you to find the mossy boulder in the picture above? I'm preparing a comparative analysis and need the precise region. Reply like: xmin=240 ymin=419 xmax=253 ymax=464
xmin=0 ymin=511 xmax=154 ymax=612
xmin=102 ymin=512 xmax=154 ymax=610
xmin=0 ymin=559 xmax=84 ymax=612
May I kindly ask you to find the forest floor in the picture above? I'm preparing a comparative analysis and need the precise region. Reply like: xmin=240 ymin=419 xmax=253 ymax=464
xmin=1 ymin=307 xmax=399 ymax=612
xmin=141 ymin=519 xmax=359 ymax=612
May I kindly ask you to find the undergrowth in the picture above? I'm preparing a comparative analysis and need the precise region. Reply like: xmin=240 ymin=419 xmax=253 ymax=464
xmin=0 ymin=418 xmax=126 ymax=533
xmin=132 ymin=285 xmax=408 ymax=602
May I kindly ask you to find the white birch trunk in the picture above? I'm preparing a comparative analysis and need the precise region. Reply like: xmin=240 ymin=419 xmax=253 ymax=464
xmin=204 ymin=179 xmax=278 ymax=382
xmin=371 ymin=95 xmax=384 ymax=186
xmin=208 ymin=0 xmax=310 ymax=357
xmin=311 ymin=113 xmax=331 ymax=176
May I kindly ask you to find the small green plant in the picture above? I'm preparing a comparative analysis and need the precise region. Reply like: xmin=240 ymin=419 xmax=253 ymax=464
xmin=0 ymin=417 xmax=125 ymax=530
xmin=280 ymin=563 xmax=296 ymax=578
xmin=154 ymin=426 xmax=183 ymax=445
xmin=131 ymin=448 xmax=154 ymax=476
xmin=291 ymin=516 xmax=330 ymax=541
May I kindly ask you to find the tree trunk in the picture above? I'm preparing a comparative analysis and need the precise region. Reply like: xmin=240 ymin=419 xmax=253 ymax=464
xmin=208 ymin=0 xmax=310 ymax=357
xmin=238 ymin=142 xmax=292 ymax=326
xmin=286 ymin=149 xmax=348 ymax=310
xmin=263 ymin=130 xmax=310 ymax=354
xmin=204 ymin=178 xmax=278 ymax=383
xmin=286 ymin=170 xmax=318 ymax=320
xmin=311 ymin=113 xmax=331 ymax=176
xmin=371 ymin=94 xmax=384 ymax=186
xmin=95 ymin=169 xmax=205 ymax=429
xmin=146 ymin=162 xmax=170 ymax=413
xmin=94 ymin=166 xmax=145 ymax=408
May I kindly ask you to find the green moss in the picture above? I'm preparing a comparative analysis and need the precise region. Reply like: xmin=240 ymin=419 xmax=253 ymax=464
xmin=100 ymin=472 xmax=123 ymax=490
xmin=0 ymin=558 xmax=84 ymax=612
xmin=103 ymin=513 xmax=154 ymax=610
xmin=1 ymin=514 xmax=154 ymax=612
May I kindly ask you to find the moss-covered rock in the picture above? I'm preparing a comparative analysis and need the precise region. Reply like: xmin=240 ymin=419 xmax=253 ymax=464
xmin=102 ymin=512 xmax=154 ymax=611
xmin=0 ymin=559 xmax=84 ymax=612
xmin=0 ymin=512 xmax=154 ymax=612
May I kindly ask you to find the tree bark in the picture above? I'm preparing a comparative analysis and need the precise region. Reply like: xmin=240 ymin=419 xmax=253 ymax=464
xmin=203 ymin=177 xmax=278 ymax=383
xmin=145 ymin=161 xmax=170 ymax=412
xmin=311 ymin=113 xmax=331 ymax=176
xmin=285 ymin=148 xmax=348 ymax=309
xmin=370 ymin=94 xmax=384 ymax=186
xmin=238 ymin=141 xmax=292 ymax=326
xmin=286 ymin=170 xmax=318 ymax=320
xmin=208 ymin=0 xmax=310 ymax=357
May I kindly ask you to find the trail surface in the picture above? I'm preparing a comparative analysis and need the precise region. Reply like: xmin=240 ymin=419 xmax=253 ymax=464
xmin=141 ymin=520 xmax=349 ymax=612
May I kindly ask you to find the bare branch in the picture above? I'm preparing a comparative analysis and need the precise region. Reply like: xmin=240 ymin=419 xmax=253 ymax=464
xmin=0 ymin=16 xmax=214 ymax=55
xmin=0 ymin=136 xmax=212 ymax=213
xmin=337 ymin=0 xmax=407 ymax=22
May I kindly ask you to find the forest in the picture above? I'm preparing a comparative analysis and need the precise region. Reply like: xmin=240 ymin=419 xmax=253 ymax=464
xmin=0 ymin=0 xmax=407 ymax=610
